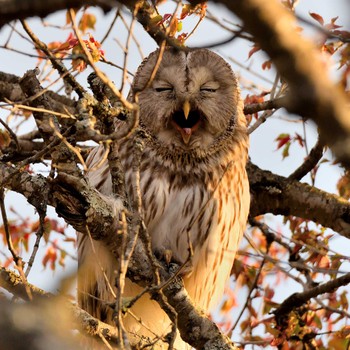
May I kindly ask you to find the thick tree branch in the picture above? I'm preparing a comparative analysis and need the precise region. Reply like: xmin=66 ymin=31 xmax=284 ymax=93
xmin=3 ymin=152 xmax=348 ymax=242
xmin=248 ymin=162 xmax=350 ymax=238
xmin=0 ymin=266 xmax=51 ymax=300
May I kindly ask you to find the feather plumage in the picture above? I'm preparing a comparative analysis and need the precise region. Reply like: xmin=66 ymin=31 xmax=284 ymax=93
xmin=78 ymin=47 xmax=250 ymax=349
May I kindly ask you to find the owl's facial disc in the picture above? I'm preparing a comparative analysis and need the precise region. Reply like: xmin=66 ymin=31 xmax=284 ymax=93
xmin=171 ymin=107 xmax=201 ymax=144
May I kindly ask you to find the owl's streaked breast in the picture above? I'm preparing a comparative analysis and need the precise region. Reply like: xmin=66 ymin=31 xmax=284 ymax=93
xmin=121 ymin=140 xmax=250 ymax=310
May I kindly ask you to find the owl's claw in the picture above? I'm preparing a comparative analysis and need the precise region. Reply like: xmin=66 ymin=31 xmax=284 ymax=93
xmin=154 ymin=249 xmax=194 ymax=278
xmin=154 ymin=248 xmax=173 ymax=266
xmin=163 ymin=249 xmax=173 ymax=266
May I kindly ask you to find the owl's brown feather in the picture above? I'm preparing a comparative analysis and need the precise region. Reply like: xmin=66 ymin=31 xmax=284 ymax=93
xmin=78 ymin=48 xmax=250 ymax=349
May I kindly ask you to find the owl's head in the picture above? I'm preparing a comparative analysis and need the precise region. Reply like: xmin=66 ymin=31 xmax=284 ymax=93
xmin=131 ymin=47 xmax=243 ymax=151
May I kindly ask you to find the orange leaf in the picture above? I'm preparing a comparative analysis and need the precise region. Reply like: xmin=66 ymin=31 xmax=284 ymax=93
xmin=79 ymin=13 xmax=96 ymax=33
xmin=168 ymin=17 xmax=179 ymax=37
xmin=42 ymin=246 xmax=57 ymax=270
xmin=220 ymin=297 xmax=237 ymax=313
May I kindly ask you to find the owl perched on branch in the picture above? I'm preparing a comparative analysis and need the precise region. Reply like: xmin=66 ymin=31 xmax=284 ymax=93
xmin=78 ymin=48 xmax=250 ymax=349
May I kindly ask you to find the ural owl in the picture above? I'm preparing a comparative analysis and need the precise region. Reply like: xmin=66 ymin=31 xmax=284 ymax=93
xmin=78 ymin=47 xmax=250 ymax=349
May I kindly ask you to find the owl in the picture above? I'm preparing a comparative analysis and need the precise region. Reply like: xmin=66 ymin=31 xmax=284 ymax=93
xmin=78 ymin=47 xmax=250 ymax=349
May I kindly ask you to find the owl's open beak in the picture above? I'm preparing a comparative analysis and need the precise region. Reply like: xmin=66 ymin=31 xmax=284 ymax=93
xmin=171 ymin=103 xmax=201 ymax=145
xmin=180 ymin=128 xmax=192 ymax=144
xmin=183 ymin=100 xmax=191 ymax=120
xmin=180 ymin=100 xmax=192 ymax=144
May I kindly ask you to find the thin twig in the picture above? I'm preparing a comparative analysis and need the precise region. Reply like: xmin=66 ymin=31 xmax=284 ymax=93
xmin=25 ymin=212 xmax=46 ymax=277
xmin=120 ymin=8 xmax=138 ymax=92
xmin=0 ymin=190 xmax=32 ymax=300
xmin=100 ymin=8 xmax=120 ymax=45
xmin=5 ymin=102 xmax=75 ymax=120
xmin=118 ymin=10 xmax=144 ymax=59
xmin=0 ymin=189 xmax=20 ymax=265
xmin=288 ymin=136 xmax=324 ymax=181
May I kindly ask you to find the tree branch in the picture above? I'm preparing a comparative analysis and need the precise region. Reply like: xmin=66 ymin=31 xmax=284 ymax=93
xmin=0 ymin=0 xmax=122 ymax=28
xmin=243 ymin=96 xmax=285 ymax=115
xmin=273 ymin=271 xmax=350 ymax=328
xmin=288 ymin=136 xmax=325 ymax=181
xmin=0 ymin=266 xmax=122 ymax=347
xmin=0 ymin=71 xmax=76 ymax=115
xmin=248 ymin=162 xmax=350 ymax=239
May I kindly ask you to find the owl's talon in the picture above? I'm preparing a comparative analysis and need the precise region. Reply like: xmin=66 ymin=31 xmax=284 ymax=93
xmin=163 ymin=249 xmax=173 ymax=266
xmin=154 ymin=248 xmax=174 ymax=266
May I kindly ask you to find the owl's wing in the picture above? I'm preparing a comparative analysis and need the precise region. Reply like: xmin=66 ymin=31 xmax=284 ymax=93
xmin=77 ymin=143 xmax=123 ymax=323
xmin=84 ymin=144 xmax=112 ymax=195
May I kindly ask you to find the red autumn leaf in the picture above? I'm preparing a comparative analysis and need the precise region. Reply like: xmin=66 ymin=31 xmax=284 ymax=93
xmin=275 ymin=133 xmax=291 ymax=150
xmin=264 ymin=285 xmax=275 ymax=300
xmin=180 ymin=4 xmax=191 ymax=20
xmin=180 ymin=3 xmax=207 ymax=20
xmin=177 ymin=32 xmax=188 ymax=44
xmin=158 ymin=13 xmax=172 ymax=26
xmin=317 ymin=255 xmax=330 ymax=269
xmin=47 ymin=41 xmax=64 ymax=53
xmin=248 ymin=45 xmax=260 ymax=58
xmin=325 ymin=16 xmax=342 ymax=31
xmin=262 ymin=60 xmax=272 ymax=70
xmin=294 ymin=132 xmax=305 ymax=147
xmin=168 ymin=16 xmax=179 ymax=37
xmin=56 ymin=33 xmax=78 ymax=51
xmin=309 ymin=12 xmax=324 ymax=26
xmin=220 ymin=297 xmax=237 ymax=313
